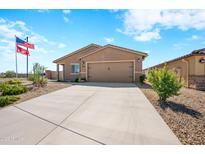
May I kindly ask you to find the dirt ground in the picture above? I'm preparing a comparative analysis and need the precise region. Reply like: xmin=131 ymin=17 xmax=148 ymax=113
xmin=137 ymin=83 xmax=205 ymax=145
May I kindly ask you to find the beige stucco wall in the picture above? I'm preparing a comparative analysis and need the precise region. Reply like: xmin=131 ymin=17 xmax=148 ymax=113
xmin=186 ymin=55 xmax=205 ymax=76
xmin=81 ymin=47 xmax=144 ymax=82
xmin=55 ymin=46 xmax=145 ymax=82
xmin=194 ymin=56 xmax=205 ymax=75
xmin=187 ymin=56 xmax=195 ymax=75
xmin=188 ymin=55 xmax=205 ymax=90
xmin=151 ymin=60 xmax=188 ymax=86
xmin=145 ymin=55 xmax=205 ymax=88
xmin=56 ymin=45 xmax=100 ymax=81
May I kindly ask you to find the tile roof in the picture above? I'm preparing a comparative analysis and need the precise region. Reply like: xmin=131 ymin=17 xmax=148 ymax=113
xmin=144 ymin=48 xmax=205 ymax=70
xmin=192 ymin=48 xmax=205 ymax=54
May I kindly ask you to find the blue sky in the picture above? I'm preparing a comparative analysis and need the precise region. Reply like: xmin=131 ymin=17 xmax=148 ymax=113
xmin=0 ymin=9 xmax=205 ymax=73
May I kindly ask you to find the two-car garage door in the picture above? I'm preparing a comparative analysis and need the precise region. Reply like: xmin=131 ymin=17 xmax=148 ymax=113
xmin=87 ymin=61 xmax=134 ymax=83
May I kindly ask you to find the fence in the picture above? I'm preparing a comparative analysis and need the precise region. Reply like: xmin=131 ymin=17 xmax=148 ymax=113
xmin=45 ymin=70 xmax=63 ymax=80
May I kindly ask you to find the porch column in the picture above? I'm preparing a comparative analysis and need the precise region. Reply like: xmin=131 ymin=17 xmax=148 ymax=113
xmin=57 ymin=64 xmax=59 ymax=81
xmin=63 ymin=64 xmax=65 ymax=81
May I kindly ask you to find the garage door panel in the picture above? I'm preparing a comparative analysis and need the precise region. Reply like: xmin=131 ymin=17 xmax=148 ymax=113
xmin=88 ymin=62 xmax=134 ymax=83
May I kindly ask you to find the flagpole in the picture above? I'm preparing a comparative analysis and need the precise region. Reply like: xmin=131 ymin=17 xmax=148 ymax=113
xmin=26 ymin=36 xmax=28 ymax=79
xmin=15 ymin=35 xmax=18 ymax=78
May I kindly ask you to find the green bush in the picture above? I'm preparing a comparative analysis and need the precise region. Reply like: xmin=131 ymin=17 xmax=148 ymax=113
xmin=5 ymin=71 xmax=16 ymax=78
xmin=148 ymin=67 xmax=182 ymax=102
xmin=0 ymin=96 xmax=20 ymax=107
xmin=139 ymin=74 xmax=146 ymax=84
xmin=4 ymin=79 xmax=22 ymax=85
xmin=0 ymin=72 xmax=5 ymax=78
xmin=0 ymin=82 xmax=6 ymax=92
xmin=75 ymin=78 xmax=80 ymax=82
xmin=0 ymin=83 xmax=28 ymax=96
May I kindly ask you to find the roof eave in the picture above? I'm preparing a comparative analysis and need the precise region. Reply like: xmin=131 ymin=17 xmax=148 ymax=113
xmin=79 ymin=44 xmax=148 ymax=59
xmin=53 ymin=43 xmax=101 ymax=63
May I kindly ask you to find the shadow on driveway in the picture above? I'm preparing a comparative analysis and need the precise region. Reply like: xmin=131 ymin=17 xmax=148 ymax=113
xmin=72 ymin=82 xmax=137 ymax=88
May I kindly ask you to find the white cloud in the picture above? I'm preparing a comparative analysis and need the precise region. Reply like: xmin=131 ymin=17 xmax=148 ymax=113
xmin=104 ymin=37 xmax=115 ymax=43
xmin=0 ymin=19 xmax=31 ymax=39
xmin=16 ymin=21 xmax=29 ymax=31
xmin=0 ymin=25 xmax=23 ymax=38
xmin=145 ymin=50 xmax=150 ymax=54
xmin=35 ymin=45 xmax=48 ymax=54
xmin=191 ymin=35 xmax=199 ymax=40
xmin=0 ymin=18 xmax=6 ymax=23
xmin=0 ymin=17 xmax=56 ymax=60
xmin=37 ymin=10 xmax=49 ymax=13
xmin=58 ymin=43 xmax=66 ymax=48
xmin=134 ymin=29 xmax=161 ymax=41
xmin=173 ymin=42 xmax=189 ymax=50
xmin=63 ymin=16 xmax=69 ymax=23
xmin=109 ymin=9 xmax=120 ymax=13
xmin=0 ymin=47 xmax=14 ymax=61
xmin=30 ymin=33 xmax=49 ymax=44
xmin=119 ymin=10 xmax=205 ymax=41
xmin=62 ymin=10 xmax=71 ymax=23
xmin=63 ymin=10 xmax=71 ymax=14
xmin=0 ymin=17 xmax=67 ymax=72
xmin=116 ymin=28 xmax=122 ymax=33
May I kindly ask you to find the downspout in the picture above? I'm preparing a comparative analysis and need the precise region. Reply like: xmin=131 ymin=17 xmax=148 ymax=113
xmin=182 ymin=59 xmax=189 ymax=87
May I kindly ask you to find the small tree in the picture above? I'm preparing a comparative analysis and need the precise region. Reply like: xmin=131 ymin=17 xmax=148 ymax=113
xmin=148 ymin=67 xmax=182 ymax=103
xmin=32 ymin=63 xmax=47 ymax=87
xmin=5 ymin=71 xmax=16 ymax=78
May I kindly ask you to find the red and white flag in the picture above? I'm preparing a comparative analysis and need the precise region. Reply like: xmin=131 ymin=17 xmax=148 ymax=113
xmin=16 ymin=45 xmax=30 ymax=56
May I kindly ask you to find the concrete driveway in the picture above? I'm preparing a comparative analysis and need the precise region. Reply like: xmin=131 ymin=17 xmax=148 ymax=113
xmin=0 ymin=82 xmax=180 ymax=145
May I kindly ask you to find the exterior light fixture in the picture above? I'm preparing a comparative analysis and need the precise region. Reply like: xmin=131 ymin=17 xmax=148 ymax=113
xmin=137 ymin=58 xmax=141 ymax=62
xmin=199 ymin=58 xmax=205 ymax=63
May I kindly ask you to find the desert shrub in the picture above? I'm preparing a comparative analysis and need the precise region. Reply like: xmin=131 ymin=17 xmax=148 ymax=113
xmin=33 ymin=77 xmax=48 ymax=87
xmin=139 ymin=74 xmax=146 ymax=84
xmin=0 ymin=82 xmax=6 ymax=92
xmin=0 ymin=96 xmax=20 ymax=107
xmin=4 ymin=79 xmax=22 ymax=85
xmin=148 ymin=67 xmax=182 ymax=102
xmin=0 ymin=83 xmax=28 ymax=96
xmin=75 ymin=77 xmax=80 ymax=82
xmin=5 ymin=71 xmax=16 ymax=78
xmin=32 ymin=63 xmax=47 ymax=87
xmin=28 ymin=74 xmax=34 ymax=81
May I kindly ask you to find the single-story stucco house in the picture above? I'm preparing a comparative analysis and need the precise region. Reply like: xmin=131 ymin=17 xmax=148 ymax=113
xmin=144 ymin=48 xmax=205 ymax=90
xmin=47 ymin=44 xmax=148 ymax=83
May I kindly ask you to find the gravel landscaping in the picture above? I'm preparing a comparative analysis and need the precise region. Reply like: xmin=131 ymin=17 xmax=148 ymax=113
xmin=137 ymin=83 xmax=205 ymax=145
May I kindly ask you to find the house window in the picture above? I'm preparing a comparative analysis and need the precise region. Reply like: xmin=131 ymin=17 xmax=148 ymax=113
xmin=71 ymin=64 xmax=80 ymax=73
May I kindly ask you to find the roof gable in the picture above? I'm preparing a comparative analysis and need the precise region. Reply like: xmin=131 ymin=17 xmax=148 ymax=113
xmin=53 ymin=43 xmax=101 ymax=63
xmin=79 ymin=44 xmax=148 ymax=59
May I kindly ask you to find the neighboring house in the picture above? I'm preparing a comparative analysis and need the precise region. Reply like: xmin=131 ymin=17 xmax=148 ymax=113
xmin=144 ymin=48 xmax=205 ymax=90
xmin=50 ymin=43 xmax=148 ymax=83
